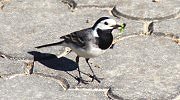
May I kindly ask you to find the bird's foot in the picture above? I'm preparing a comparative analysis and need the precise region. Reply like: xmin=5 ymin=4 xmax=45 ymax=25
xmin=76 ymin=77 xmax=89 ymax=85
xmin=89 ymin=75 xmax=102 ymax=83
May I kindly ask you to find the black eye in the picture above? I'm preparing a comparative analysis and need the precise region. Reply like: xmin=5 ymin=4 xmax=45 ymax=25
xmin=104 ymin=22 xmax=108 ymax=25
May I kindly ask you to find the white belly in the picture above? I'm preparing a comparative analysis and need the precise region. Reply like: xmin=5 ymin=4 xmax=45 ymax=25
xmin=71 ymin=46 xmax=106 ymax=58
xmin=62 ymin=42 xmax=107 ymax=58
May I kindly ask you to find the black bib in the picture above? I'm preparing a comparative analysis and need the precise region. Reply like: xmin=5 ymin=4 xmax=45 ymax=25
xmin=96 ymin=29 xmax=113 ymax=50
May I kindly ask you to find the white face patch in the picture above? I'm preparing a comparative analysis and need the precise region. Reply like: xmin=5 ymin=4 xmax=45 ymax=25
xmin=92 ymin=29 xmax=99 ymax=37
xmin=95 ymin=19 xmax=117 ymax=30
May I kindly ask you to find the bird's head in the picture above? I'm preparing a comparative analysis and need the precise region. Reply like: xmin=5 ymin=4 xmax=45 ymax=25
xmin=92 ymin=17 xmax=123 ymax=30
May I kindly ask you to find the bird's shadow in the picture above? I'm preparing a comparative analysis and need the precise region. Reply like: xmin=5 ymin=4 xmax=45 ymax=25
xmin=28 ymin=51 xmax=103 ymax=84
xmin=28 ymin=51 xmax=78 ymax=71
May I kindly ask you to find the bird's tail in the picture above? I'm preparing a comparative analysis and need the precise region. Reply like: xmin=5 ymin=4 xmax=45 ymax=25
xmin=35 ymin=41 xmax=64 ymax=48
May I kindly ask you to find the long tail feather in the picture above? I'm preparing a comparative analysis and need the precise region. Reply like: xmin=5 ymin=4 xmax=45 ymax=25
xmin=35 ymin=41 xmax=64 ymax=48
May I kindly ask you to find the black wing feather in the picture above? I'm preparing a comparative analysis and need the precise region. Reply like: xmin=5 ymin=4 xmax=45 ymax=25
xmin=60 ymin=28 xmax=92 ymax=47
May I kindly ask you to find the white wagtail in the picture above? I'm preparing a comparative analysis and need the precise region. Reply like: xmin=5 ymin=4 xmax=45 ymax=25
xmin=36 ymin=17 xmax=126 ymax=84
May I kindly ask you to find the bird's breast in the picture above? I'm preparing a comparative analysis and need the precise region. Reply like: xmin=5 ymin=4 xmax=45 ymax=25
xmin=96 ymin=29 xmax=113 ymax=50
xmin=71 ymin=46 xmax=106 ymax=58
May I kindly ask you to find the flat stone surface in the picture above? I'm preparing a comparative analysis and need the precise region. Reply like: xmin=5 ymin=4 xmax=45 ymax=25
xmin=33 ymin=36 xmax=180 ymax=99
xmin=115 ymin=0 xmax=180 ymax=20
xmin=97 ymin=36 xmax=180 ymax=99
xmin=0 ymin=59 xmax=24 ymax=75
xmin=154 ymin=18 xmax=180 ymax=36
xmin=0 ymin=75 xmax=106 ymax=100
xmin=0 ymin=0 xmax=179 ymax=99
xmin=119 ymin=17 xmax=143 ymax=35
xmin=0 ymin=0 xmax=122 ymax=58
xmin=0 ymin=0 xmax=69 ymax=57
xmin=74 ymin=0 xmax=118 ymax=6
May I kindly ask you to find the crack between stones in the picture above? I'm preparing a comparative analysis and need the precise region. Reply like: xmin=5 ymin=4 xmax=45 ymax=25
xmin=34 ymin=73 xmax=70 ymax=90
xmin=0 ymin=73 xmax=126 ymax=99
xmin=0 ymin=0 xmax=179 ymax=99
xmin=0 ymin=47 xmax=71 ymax=75
xmin=0 ymin=0 xmax=10 ymax=11
xmin=106 ymin=88 xmax=125 ymax=100
xmin=112 ymin=34 xmax=139 ymax=45
xmin=76 ymin=4 xmax=115 ymax=8
xmin=61 ymin=0 xmax=115 ymax=9
xmin=69 ymin=87 xmax=125 ymax=100
xmin=61 ymin=0 xmax=77 ymax=9
xmin=0 ymin=47 xmax=71 ymax=61
xmin=111 ymin=6 xmax=180 ymax=21
xmin=68 ymin=87 xmax=109 ymax=92
xmin=0 ymin=52 xmax=34 ymax=61
xmin=153 ymin=32 xmax=180 ymax=45
xmin=0 ymin=73 xmax=70 ymax=90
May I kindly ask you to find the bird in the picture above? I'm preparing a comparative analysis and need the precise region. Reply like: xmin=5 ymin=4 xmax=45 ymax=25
xmin=35 ymin=17 xmax=126 ymax=84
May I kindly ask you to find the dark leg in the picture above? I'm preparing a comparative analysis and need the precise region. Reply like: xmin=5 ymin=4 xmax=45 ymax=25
xmin=85 ymin=58 xmax=101 ymax=83
xmin=76 ymin=56 xmax=81 ymax=78
xmin=76 ymin=56 xmax=88 ymax=84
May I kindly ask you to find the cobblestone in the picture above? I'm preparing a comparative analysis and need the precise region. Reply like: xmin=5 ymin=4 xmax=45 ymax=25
xmin=0 ymin=0 xmax=179 ymax=99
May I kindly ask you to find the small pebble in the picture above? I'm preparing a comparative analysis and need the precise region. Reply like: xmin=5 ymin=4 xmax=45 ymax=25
xmin=86 ymin=19 xmax=89 ymax=23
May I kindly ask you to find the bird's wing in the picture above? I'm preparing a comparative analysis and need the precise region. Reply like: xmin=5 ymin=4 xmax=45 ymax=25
xmin=60 ymin=28 xmax=93 ymax=47
xmin=35 ymin=28 xmax=93 ymax=49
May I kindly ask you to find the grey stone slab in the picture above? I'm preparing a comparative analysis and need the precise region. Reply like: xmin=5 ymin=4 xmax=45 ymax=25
xmin=0 ymin=0 xmax=69 ymax=57
xmin=0 ymin=0 xmax=179 ymax=99
xmin=0 ymin=0 xmax=123 ymax=58
xmin=0 ymin=58 xmax=24 ymax=75
xmin=0 ymin=74 xmax=106 ymax=100
xmin=114 ymin=0 xmax=180 ymax=21
xmin=154 ymin=18 xmax=180 ymax=36
xmin=32 ymin=52 xmax=102 ymax=87
xmin=116 ymin=17 xmax=143 ymax=35
xmin=3 ymin=0 xmax=65 ymax=11
xmin=74 ymin=0 xmax=118 ymax=7
xmin=31 ymin=35 xmax=180 ymax=99
xmin=95 ymin=36 xmax=180 ymax=99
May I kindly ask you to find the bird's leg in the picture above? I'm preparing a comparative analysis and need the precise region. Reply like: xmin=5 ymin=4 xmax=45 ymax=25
xmin=85 ymin=58 xmax=101 ymax=83
xmin=76 ymin=56 xmax=88 ymax=84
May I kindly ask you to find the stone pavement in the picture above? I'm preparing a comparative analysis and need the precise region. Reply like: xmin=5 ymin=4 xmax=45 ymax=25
xmin=0 ymin=0 xmax=180 ymax=99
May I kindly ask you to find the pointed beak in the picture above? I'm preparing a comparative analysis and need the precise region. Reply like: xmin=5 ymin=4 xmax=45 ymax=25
xmin=112 ymin=23 xmax=126 ymax=29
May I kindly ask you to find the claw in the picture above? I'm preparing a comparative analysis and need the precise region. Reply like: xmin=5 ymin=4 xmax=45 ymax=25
xmin=76 ymin=77 xmax=89 ymax=85
xmin=90 ymin=75 xmax=101 ymax=83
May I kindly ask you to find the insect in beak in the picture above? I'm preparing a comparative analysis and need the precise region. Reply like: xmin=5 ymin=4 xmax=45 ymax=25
xmin=111 ymin=23 xmax=126 ymax=29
